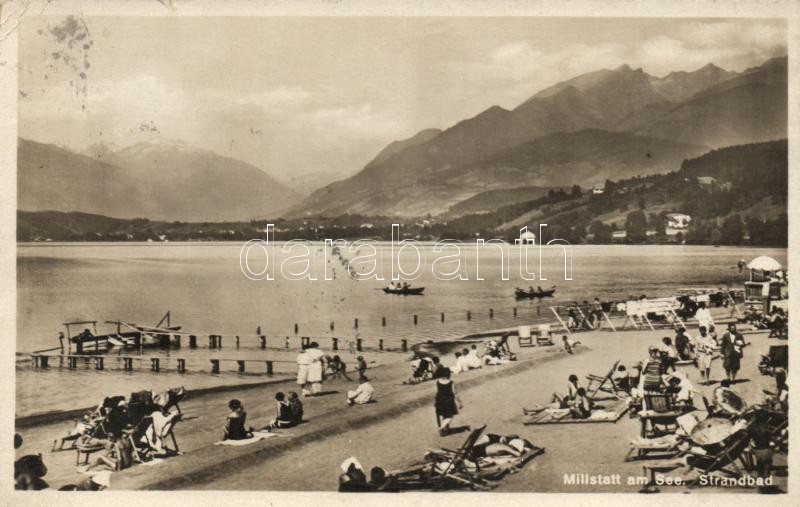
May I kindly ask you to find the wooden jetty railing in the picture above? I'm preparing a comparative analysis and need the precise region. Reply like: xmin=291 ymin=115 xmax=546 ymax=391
xmin=28 ymin=353 xmax=294 ymax=377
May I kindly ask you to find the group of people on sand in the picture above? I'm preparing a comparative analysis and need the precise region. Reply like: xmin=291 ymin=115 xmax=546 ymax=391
xmin=296 ymin=341 xmax=374 ymax=407
xmin=451 ymin=340 xmax=517 ymax=373
xmin=223 ymin=393 xmax=305 ymax=441
xmin=621 ymin=321 xmax=750 ymax=412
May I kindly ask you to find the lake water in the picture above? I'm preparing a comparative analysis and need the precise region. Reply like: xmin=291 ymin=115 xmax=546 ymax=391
xmin=16 ymin=242 xmax=786 ymax=416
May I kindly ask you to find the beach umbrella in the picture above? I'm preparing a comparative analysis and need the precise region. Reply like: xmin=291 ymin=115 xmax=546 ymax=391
xmin=747 ymin=255 xmax=782 ymax=271
xmin=690 ymin=418 xmax=736 ymax=446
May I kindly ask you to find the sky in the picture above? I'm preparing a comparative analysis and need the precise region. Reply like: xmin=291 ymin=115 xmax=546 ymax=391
xmin=18 ymin=16 xmax=787 ymax=187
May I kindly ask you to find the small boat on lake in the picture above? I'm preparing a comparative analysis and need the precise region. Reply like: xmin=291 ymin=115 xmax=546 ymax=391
xmin=383 ymin=286 xmax=425 ymax=296
xmin=514 ymin=286 xmax=556 ymax=299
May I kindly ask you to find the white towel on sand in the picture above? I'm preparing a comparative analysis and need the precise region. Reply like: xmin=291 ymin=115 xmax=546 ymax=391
xmin=214 ymin=431 xmax=282 ymax=446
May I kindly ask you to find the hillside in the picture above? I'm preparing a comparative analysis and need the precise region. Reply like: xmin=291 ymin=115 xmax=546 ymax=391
xmin=18 ymin=139 xmax=302 ymax=221
xmin=296 ymin=56 xmax=786 ymax=217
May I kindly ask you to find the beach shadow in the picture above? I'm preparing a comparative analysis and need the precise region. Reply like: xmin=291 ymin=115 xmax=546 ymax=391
xmin=731 ymin=379 xmax=751 ymax=385
xmin=443 ymin=425 xmax=471 ymax=436
xmin=308 ymin=390 xmax=340 ymax=397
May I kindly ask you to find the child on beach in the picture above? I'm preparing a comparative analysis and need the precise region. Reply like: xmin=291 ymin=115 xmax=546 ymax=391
xmin=356 ymin=355 xmax=368 ymax=380
xmin=562 ymin=335 xmax=581 ymax=354
xmin=660 ymin=337 xmax=678 ymax=372
xmin=347 ymin=376 xmax=375 ymax=405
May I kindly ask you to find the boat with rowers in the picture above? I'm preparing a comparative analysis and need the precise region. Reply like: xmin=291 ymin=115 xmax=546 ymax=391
xmin=514 ymin=286 xmax=556 ymax=299
xmin=383 ymin=282 xmax=425 ymax=296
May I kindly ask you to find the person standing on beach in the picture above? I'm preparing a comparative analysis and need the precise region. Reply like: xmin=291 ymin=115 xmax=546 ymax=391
xmin=306 ymin=342 xmax=326 ymax=395
xmin=694 ymin=301 xmax=713 ymax=330
xmin=296 ymin=345 xmax=312 ymax=397
xmin=695 ymin=326 xmax=716 ymax=385
xmin=720 ymin=323 xmax=745 ymax=383
xmin=434 ymin=367 xmax=463 ymax=436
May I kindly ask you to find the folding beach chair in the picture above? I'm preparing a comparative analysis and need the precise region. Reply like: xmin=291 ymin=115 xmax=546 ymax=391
xmin=585 ymin=360 xmax=625 ymax=400
xmin=517 ymin=326 xmax=534 ymax=348
xmin=535 ymin=324 xmax=554 ymax=346
xmin=386 ymin=425 xmax=491 ymax=491
xmin=684 ymin=430 xmax=755 ymax=487
xmin=639 ymin=393 xmax=682 ymax=438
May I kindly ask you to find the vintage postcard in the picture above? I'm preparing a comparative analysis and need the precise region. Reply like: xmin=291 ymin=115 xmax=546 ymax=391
xmin=2 ymin=0 xmax=798 ymax=503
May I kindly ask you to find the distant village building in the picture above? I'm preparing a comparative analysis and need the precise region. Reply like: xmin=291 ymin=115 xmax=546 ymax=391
xmin=665 ymin=213 xmax=692 ymax=229
xmin=592 ymin=186 xmax=605 ymax=195
xmin=360 ymin=223 xmax=374 ymax=229
xmin=515 ymin=228 xmax=536 ymax=245
xmin=696 ymin=176 xmax=717 ymax=186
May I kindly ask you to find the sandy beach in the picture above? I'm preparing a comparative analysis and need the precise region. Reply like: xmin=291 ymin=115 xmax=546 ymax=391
xmin=15 ymin=322 xmax=786 ymax=493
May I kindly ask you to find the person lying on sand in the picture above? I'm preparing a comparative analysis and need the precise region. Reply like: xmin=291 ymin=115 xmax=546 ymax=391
xmin=471 ymin=433 xmax=535 ymax=458
xmin=523 ymin=374 xmax=581 ymax=414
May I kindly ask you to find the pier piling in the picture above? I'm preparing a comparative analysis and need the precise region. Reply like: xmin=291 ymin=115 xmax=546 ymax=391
xmin=467 ymin=311 xmax=472 ymax=321
xmin=356 ymin=338 xmax=363 ymax=352
xmin=513 ymin=307 xmax=517 ymax=318
xmin=210 ymin=359 xmax=220 ymax=374
xmin=294 ymin=323 xmax=299 ymax=335
xmin=266 ymin=361 xmax=274 ymax=376
xmin=354 ymin=318 xmax=359 ymax=329
xmin=177 ymin=358 xmax=186 ymax=374
xmin=123 ymin=357 xmax=133 ymax=371
xmin=260 ymin=335 xmax=266 ymax=349
xmin=235 ymin=336 xmax=240 ymax=349
xmin=150 ymin=358 xmax=160 ymax=373
xmin=189 ymin=335 xmax=197 ymax=348
xmin=95 ymin=357 xmax=104 ymax=371
xmin=401 ymin=339 xmax=408 ymax=352
xmin=413 ymin=314 xmax=418 ymax=325
xmin=379 ymin=339 xmax=384 ymax=351
xmin=237 ymin=360 xmax=246 ymax=374
xmin=489 ymin=308 xmax=494 ymax=319
xmin=441 ymin=312 xmax=445 ymax=323
xmin=332 ymin=337 xmax=338 ymax=350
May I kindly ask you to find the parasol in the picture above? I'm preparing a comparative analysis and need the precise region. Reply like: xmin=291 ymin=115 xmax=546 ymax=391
xmin=747 ymin=255 xmax=782 ymax=271
xmin=713 ymin=387 xmax=748 ymax=415
xmin=690 ymin=418 xmax=736 ymax=446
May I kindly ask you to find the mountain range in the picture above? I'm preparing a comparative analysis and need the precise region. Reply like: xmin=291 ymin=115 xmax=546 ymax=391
xmin=294 ymin=56 xmax=786 ymax=217
xmin=18 ymin=56 xmax=786 ymax=221
xmin=18 ymin=139 xmax=302 ymax=221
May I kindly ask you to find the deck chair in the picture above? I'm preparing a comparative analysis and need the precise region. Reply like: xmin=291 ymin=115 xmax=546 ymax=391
xmin=535 ymin=324 xmax=554 ymax=346
xmin=639 ymin=393 xmax=682 ymax=438
xmin=585 ymin=360 xmax=624 ymax=400
xmin=517 ymin=326 xmax=534 ymax=348
xmin=387 ymin=426 xmax=491 ymax=491
xmin=424 ymin=425 xmax=491 ymax=490
xmin=684 ymin=430 xmax=755 ymax=487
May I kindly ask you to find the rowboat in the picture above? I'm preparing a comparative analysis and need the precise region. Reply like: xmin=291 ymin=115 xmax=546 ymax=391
xmin=383 ymin=286 xmax=425 ymax=296
xmin=515 ymin=287 xmax=556 ymax=299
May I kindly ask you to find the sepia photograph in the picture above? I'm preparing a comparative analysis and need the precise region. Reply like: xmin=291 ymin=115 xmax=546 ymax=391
xmin=6 ymin=0 xmax=795 ymax=497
